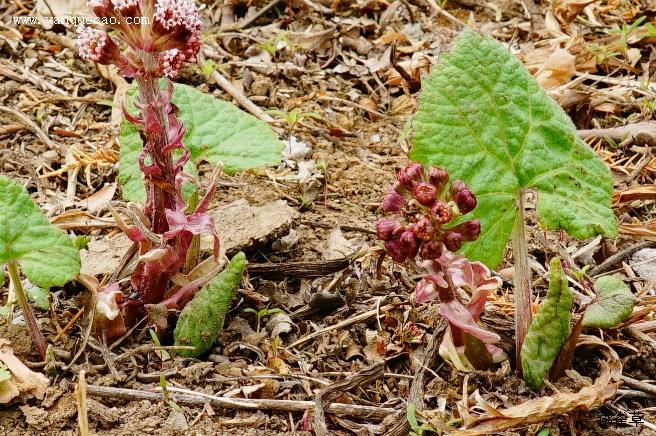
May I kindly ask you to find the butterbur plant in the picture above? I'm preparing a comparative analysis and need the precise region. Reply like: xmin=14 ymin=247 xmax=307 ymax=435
xmin=376 ymin=163 xmax=504 ymax=371
xmin=410 ymin=30 xmax=617 ymax=370
xmin=76 ymin=0 xmax=274 ymax=353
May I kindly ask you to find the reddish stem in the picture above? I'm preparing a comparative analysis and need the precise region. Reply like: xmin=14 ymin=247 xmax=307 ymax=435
xmin=8 ymin=262 xmax=46 ymax=360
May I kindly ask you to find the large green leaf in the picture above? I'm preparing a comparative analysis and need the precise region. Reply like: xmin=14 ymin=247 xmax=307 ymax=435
xmin=119 ymin=82 xmax=284 ymax=202
xmin=521 ymin=258 xmax=572 ymax=391
xmin=410 ymin=30 xmax=616 ymax=267
xmin=582 ymin=275 xmax=634 ymax=328
xmin=0 ymin=176 xmax=80 ymax=288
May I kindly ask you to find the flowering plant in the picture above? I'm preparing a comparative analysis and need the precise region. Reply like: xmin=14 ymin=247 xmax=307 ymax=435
xmin=77 ymin=0 xmax=222 ymax=338
xmin=376 ymin=163 xmax=505 ymax=370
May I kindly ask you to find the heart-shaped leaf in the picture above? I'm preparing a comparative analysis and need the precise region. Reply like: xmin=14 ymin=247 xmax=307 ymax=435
xmin=410 ymin=30 xmax=616 ymax=267
xmin=119 ymin=83 xmax=284 ymax=202
xmin=0 ymin=176 xmax=80 ymax=288
xmin=582 ymin=275 xmax=634 ymax=328
xmin=521 ymin=258 xmax=572 ymax=391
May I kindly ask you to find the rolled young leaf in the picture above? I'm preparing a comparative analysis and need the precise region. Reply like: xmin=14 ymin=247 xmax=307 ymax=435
xmin=521 ymin=258 xmax=572 ymax=391
xmin=173 ymin=252 xmax=246 ymax=357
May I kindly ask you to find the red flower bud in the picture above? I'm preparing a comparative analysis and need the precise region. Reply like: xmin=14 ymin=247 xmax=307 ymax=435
xmin=444 ymin=231 xmax=464 ymax=252
xmin=452 ymin=219 xmax=480 ymax=241
xmin=413 ymin=216 xmax=434 ymax=241
xmin=454 ymin=189 xmax=477 ymax=214
xmin=450 ymin=179 xmax=467 ymax=196
xmin=428 ymin=167 xmax=448 ymax=191
xmin=382 ymin=189 xmax=407 ymax=213
xmin=385 ymin=239 xmax=406 ymax=263
xmin=414 ymin=182 xmax=437 ymax=206
xmin=400 ymin=230 xmax=419 ymax=259
xmin=419 ymin=239 xmax=442 ymax=259
xmin=376 ymin=218 xmax=401 ymax=241
xmin=430 ymin=201 xmax=453 ymax=224
xmin=397 ymin=163 xmax=424 ymax=189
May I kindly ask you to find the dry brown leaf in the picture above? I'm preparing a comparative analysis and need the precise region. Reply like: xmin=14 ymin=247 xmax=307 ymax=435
xmin=374 ymin=31 xmax=409 ymax=46
xmin=0 ymin=340 xmax=49 ymax=404
xmin=620 ymin=219 xmax=656 ymax=240
xmin=324 ymin=227 xmax=356 ymax=260
xmin=77 ymin=183 xmax=116 ymax=213
xmin=450 ymin=336 xmax=621 ymax=435
xmin=613 ymin=185 xmax=656 ymax=205
xmin=50 ymin=210 xmax=116 ymax=230
xmin=536 ymin=49 xmax=577 ymax=89
xmin=552 ymin=0 xmax=597 ymax=24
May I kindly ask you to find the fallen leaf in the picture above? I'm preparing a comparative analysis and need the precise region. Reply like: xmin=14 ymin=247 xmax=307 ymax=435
xmin=0 ymin=340 xmax=49 ymax=404
xmin=535 ymin=49 xmax=577 ymax=89
xmin=77 ymin=184 xmax=116 ymax=213
xmin=265 ymin=312 xmax=293 ymax=338
xmin=51 ymin=210 xmax=116 ymax=231
xmin=324 ymin=227 xmax=356 ymax=260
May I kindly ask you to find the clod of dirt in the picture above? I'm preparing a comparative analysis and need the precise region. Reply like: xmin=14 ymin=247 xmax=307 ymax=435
xmin=19 ymin=393 xmax=76 ymax=431
xmin=80 ymin=199 xmax=299 ymax=276
xmin=200 ymin=199 xmax=299 ymax=254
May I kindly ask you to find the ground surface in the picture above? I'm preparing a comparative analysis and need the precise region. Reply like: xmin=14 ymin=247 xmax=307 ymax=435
xmin=1 ymin=0 xmax=656 ymax=435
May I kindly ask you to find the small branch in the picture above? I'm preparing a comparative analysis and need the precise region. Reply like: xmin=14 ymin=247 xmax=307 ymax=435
xmin=7 ymin=262 xmax=46 ymax=360
xmin=85 ymin=385 xmax=396 ymax=420
xmin=512 ymin=190 xmax=532 ymax=373
xmin=236 ymin=0 xmax=284 ymax=29
xmin=75 ymin=370 xmax=89 ymax=436
xmin=577 ymin=122 xmax=656 ymax=146
xmin=202 ymin=55 xmax=274 ymax=124
xmin=0 ymin=105 xmax=59 ymax=150
xmin=314 ymin=362 xmax=385 ymax=435
xmin=589 ymin=241 xmax=656 ymax=277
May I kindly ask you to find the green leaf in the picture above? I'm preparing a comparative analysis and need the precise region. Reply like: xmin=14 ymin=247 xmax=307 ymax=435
xmin=410 ymin=30 xmax=616 ymax=267
xmin=119 ymin=82 xmax=284 ymax=202
xmin=174 ymin=252 xmax=246 ymax=357
xmin=582 ymin=275 xmax=635 ymax=328
xmin=0 ymin=176 xmax=80 ymax=288
xmin=521 ymin=258 xmax=572 ymax=391
xmin=27 ymin=285 xmax=49 ymax=310
xmin=407 ymin=404 xmax=419 ymax=428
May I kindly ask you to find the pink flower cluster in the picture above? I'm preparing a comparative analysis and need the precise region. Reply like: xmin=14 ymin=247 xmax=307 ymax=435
xmin=376 ymin=163 xmax=480 ymax=263
xmin=77 ymin=0 xmax=203 ymax=78
xmin=376 ymin=163 xmax=505 ymax=370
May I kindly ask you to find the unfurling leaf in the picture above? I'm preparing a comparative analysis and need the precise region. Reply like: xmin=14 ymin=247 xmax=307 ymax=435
xmin=0 ymin=176 xmax=80 ymax=288
xmin=120 ymin=83 xmax=284 ymax=201
xmin=173 ymin=252 xmax=246 ymax=357
xmin=582 ymin=275 xmax=634 ymax=328
xmin=410 ymin=30 xmax=616 ymax=267
xmin=521 ymin=258 xmax=572 ymax=391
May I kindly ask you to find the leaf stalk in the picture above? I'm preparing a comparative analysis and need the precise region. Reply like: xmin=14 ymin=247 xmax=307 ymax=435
xmin=7 ymin=261 xmax=46 ymax=360
xmin=512 ymin=189 xmax=532 ymax=372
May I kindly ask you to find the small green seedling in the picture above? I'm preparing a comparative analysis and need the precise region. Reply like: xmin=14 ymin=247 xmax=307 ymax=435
xmin=407 ymin=404 xmax=436 ymax=436
xmin=174 ymin=252 xmax=246 ymax=357
xmin=0 ymin=176 xmax=80 ymax=359
xmin=149 ymin=329 xmax=171 ymax=361
xmin=243 ymin=306 xmax=285 ymax=333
